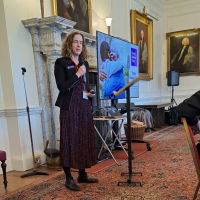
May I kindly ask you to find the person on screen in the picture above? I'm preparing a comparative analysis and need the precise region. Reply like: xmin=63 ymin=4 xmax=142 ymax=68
xmin=54 ymin=32 xmax=98 ymax=191
xmin=99 ymin=41 xmax=109 ymax=94
xmin=177 ymin=90 xmax=200 ymax=135
xmin=138 ymin=30 xmax=147 ymax=73
xmin=99 ymin=41 xmax=125 ymax=99
xmin=170 ymin=37 xmax=195 ymax=73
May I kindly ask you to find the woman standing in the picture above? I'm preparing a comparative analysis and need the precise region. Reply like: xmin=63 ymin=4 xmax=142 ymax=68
xmin=54 ymin=32 xmax=98 ymax=191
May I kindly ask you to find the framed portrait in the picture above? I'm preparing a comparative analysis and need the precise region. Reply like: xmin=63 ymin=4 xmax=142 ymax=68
xmin=130 ymin=10 xmax=153 ymax=81
xmin=166 ymin=29 xmax=200 ymax=76
xmin=52 ymin=0 xmax=92 ymax=34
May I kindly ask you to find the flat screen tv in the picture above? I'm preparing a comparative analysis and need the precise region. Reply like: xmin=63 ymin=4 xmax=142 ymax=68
xmin=96 ymin=31 xmax=139 ymax=100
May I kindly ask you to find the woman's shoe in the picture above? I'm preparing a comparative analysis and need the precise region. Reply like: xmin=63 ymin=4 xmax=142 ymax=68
xmin=65 ymin=177 xmax=80 ymax=191
xmin=77 ymin=174 xmax=98 ymax=183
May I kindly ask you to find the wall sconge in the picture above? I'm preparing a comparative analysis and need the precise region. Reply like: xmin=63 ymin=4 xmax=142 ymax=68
xmin=105 ymin=17 xmax=112 ymax=35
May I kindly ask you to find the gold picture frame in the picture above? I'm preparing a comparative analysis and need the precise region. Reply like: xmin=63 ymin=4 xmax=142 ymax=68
xmin=166 ymin=29 xmax=200 ymax=76
xmin=130 ymin=10 xmax=153 ymax=81
xmin=52 ymin=0 xmax=93 ymax=35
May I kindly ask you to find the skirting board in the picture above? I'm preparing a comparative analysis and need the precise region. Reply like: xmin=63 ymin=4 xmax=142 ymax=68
xmin=3 ymin=151 xmax=46 ymax=172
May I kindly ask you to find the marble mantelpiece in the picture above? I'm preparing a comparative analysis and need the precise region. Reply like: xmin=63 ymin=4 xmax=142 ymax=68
xmin=22 ymin=16 xmax=97 ymax=147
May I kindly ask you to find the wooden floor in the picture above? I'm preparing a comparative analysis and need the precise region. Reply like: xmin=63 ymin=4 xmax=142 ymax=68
xmin=0 ymin=166 xmax=62 ymax=197
xmin=0 ymin=127 xmax=164 ymax=197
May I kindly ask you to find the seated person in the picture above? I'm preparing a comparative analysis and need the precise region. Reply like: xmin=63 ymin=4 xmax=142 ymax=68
xmin=177 ymin=90 xmax=200 ymax=134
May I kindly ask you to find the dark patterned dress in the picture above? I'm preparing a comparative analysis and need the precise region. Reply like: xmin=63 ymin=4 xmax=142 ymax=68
xmin=60 ymin=78 xmax=97 ymax=169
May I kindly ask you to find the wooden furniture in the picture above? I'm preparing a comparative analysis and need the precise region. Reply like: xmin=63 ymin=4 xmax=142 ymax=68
xmin=182 ymin=118 xmax=200 ymax=200
xmin=133 ymin=102 xmax=174 ymax=128
xmin=0 ymin=150 xmax=7 ymax=188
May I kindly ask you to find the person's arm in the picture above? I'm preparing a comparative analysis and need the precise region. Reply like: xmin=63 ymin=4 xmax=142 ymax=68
xmin=142 ymin=42 xmax=148 ymax=62
xmin=183 ymin=46 xmax=195 ymax=64
xmin=177 ymin=90 xmax=200 ymax=126
xmin=105 ymin=59 xmax=123 ymax=78
xmin=54 ymin=58 xmax=79 ymax=93
xmin=63 ymin=0 xmax=73 ymax=8
xmin=171 ymin=49 xmax=181 ymax=64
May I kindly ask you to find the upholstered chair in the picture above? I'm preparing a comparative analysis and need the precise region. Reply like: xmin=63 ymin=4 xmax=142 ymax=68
xmin=0 ymin=151 xmax=7 ymax=188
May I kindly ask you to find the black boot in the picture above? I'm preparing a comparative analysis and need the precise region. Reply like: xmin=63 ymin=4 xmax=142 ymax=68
xmin=65 ymin=177 xmax=80 ymax=191
xmin=77 ymin=173 xmax=98 ymax=183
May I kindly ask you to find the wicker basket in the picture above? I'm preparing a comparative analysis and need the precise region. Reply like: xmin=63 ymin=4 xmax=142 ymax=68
xmin=44 ymin=140 xmax=61 ymax=169
xmin=124 ymin=120 xmax=146 ymax=140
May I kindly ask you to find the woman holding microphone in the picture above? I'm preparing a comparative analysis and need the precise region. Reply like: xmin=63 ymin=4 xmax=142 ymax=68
xmin=54 ymin=32 xmax=98 ymax=191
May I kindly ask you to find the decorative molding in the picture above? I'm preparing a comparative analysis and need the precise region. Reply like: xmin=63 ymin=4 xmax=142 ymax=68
xmin=134 ymin=0 xmax=163 ymax=18
xmin=163 ymin=0 xmax=200 ymax=10
xmin=146 ymin=0 xmax=164 ymax=13
xmin=0 ymin=107 xmax=42 ymax=117
xmin=22 ymin=16 xmax=76 ymax=30
xmin=167 ymin=10 xmax=200 ymax=19
xmin=119 ymin=93 xmax=196 ymax=105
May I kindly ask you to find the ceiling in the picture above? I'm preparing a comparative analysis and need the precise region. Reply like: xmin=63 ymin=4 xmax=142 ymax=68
xmin=162 ymin=0 xmax=191 ymax=5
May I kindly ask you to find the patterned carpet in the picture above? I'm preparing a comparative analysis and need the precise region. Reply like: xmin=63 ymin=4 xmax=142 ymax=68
xmin=3 ymin=125 xmax=200 ymax=200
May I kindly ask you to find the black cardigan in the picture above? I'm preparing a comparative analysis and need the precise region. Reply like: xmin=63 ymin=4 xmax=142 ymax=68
xmin=177 ymin=90 xmax=200 ymax=125
xmin=54 ymin=57 xmax=90 ymax=110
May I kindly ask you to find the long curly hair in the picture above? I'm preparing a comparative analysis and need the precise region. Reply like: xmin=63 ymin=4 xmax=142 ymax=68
xmin=61 ymin=32 xmax=87 ymax=60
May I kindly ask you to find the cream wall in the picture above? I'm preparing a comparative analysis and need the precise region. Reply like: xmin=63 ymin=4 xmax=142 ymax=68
xmin=163 ymin=0 xmax=200 ymax=104
xmin=0 ymin=0 xmax=52 ymax=173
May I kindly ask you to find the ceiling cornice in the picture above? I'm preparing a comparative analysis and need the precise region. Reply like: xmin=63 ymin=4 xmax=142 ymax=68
xmin=134 ymin=0 xmax=163 ymax=18
xmin=163 ymin=0 xmax=200 ymax=10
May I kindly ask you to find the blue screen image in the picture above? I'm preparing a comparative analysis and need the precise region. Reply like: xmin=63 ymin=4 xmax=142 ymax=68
xmin=97 ymin=31 xmax=139 ymax=100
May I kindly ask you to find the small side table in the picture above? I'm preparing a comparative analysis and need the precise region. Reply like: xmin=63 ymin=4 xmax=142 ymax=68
xmin=93 ymin=116 xmax=128 ymax=165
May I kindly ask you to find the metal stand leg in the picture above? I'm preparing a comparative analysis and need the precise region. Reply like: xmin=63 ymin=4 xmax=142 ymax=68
xmin=118 ymin=87 xmax=142 ymax=187
xmin=94 ymin=118 xmax=129 ymax=166
xmin=94 ymin=126 xmax=122 ymax=165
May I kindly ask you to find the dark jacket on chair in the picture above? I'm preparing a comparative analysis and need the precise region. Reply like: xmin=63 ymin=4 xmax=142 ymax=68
xmin=54 ymin=57 xmax=90 ymax=110
xmin=177 ymin=90 xmax=200 ymax=126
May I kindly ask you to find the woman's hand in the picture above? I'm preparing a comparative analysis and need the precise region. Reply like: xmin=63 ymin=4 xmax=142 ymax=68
xmin=76 ymin=65 xmax=86 ymax=78
xmin=86 ymin=90 xmax=95 ymax=98
xmin=99 ymin=70 xmax=107 ymax=81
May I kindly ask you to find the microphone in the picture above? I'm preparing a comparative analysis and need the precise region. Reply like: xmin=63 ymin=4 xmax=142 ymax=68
xmin=79 ymin=59 xmax=86 ymax=83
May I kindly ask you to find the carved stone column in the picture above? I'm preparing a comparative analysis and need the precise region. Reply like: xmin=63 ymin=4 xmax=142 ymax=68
xmin=28 ymin=25 xmax=55 ymax=146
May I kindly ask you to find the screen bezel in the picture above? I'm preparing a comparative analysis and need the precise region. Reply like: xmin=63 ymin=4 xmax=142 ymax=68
xmin=96 ymin=30 xmax=139 ymax=100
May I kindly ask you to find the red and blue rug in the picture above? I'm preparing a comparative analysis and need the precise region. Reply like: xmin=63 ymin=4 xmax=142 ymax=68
xmin=3 ymin=125 xmax=200 ymax=200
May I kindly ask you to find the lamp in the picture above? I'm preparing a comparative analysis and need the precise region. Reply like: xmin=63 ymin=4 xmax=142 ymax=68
xmin=105 ymin=17 xmax=112 ymax=35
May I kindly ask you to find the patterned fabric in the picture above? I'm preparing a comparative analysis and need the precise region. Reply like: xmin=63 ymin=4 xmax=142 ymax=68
xmin=60 ymin=78 xmax=97 ymax=169
xmin=3 ymin=126 xmax=200 ymax=200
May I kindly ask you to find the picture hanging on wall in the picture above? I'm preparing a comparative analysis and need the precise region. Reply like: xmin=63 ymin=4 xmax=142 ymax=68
xmin=52 ymin=0 xmax=92 ymax=34
xmin=166 ymin=29 xmax=200 ymax=76
xmin=130 ymin=10 xmax=153 ymax=81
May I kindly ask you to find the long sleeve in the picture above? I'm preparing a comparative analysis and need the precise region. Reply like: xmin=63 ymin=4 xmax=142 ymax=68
xmin=54 ymin=58 xmax=79 ymax=93
xmin=177 ymin=90 xmax=200 ymax=125
xmin=104 ymin=59 xmax=123 ymax=78
xmin=142 ymin=42 xmax=148 ymax=62
xmin=184 ymin=46 xmax=195 ymax=63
